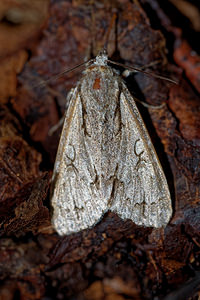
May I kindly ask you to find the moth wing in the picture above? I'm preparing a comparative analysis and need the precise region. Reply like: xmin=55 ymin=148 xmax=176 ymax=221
xmin=51 ymin=88 xmax=108 ymax=235
xmin=110 ymin=84 xmax=172 ymax=228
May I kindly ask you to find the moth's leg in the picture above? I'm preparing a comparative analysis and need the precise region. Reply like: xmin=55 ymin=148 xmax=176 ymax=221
xmin=132 ymin=96 xmax=166 ymax=110
xmin=121 ymin=60 xmax=166 ymax=110
xmin=122 ymin=60 xmax=162 ymax=78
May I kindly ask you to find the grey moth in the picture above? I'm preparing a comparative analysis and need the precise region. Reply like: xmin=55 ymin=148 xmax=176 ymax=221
xmin=51 ymin=51 xmax=172 ymax=235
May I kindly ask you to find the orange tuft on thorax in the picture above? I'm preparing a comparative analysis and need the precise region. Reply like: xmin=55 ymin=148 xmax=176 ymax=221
xmin=93 ymin=78 xmax=101 ymax=89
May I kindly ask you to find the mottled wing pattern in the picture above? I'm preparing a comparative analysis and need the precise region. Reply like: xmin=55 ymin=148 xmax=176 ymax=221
xmin=51 ymin=58 xmax=172 ymax=235
xmin=110 ymin=83 xmax=172 ymax=227
xmin=51 ymin=87 xmax=109 ymax=235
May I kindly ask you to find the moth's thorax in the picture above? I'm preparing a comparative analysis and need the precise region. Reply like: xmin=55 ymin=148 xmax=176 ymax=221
xmin=80 ymin=64 xmax=120 ymax=109
xmin=82 ymin=59 xmax=119 ymax=98
xmin=83 ymin=52 xmax=119 ymax=82
xmin=84 ymin=64 xmax=118 ymax=78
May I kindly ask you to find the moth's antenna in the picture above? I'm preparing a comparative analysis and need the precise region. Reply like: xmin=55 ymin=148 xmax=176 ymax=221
xmin=103 ymin=13 xmax=117 ymax=52
xmin=89 ymin=2 xmax=95 ymax=58
xmin=102 ymin=14 xmax=177 ymax=85
xmin=33 ymin=59 xmax=93 ymax=88
xmin=107 ymin=60 xmax=178 ymax=84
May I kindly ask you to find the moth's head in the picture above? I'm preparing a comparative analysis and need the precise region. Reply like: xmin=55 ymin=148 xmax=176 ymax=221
xmin=93 ymin=49 xmax=108 ymax=66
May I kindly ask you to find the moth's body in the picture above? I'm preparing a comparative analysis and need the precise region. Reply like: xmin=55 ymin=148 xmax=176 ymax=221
xmin=51 ymin=53 xmax=172 ymax=235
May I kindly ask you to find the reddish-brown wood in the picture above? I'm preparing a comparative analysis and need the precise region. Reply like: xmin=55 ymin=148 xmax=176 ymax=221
xmin=0 ymin=0 xmax=199 ymax=299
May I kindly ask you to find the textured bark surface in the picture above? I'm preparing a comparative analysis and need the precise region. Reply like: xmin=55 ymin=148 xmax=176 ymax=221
xmin=0 ymin=0 xmax=200 ymax=299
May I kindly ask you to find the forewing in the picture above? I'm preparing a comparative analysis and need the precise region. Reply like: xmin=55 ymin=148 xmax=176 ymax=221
xmin=51 ymin=88 xmax=108 ymax=235
xmin=110 ymin=83 xmax=172 ymax=228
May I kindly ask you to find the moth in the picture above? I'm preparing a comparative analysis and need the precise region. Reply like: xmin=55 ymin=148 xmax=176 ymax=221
xmin=51 ymin=51 xmax=172 ymax=235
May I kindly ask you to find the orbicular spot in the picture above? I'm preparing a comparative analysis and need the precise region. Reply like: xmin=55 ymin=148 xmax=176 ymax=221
xmin=93 ymin=77 xmax=101 ymax=90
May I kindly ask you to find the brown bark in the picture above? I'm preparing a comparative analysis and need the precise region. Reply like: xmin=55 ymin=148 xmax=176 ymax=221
xmin=0 ymin=0 xmax=199 ymax=299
